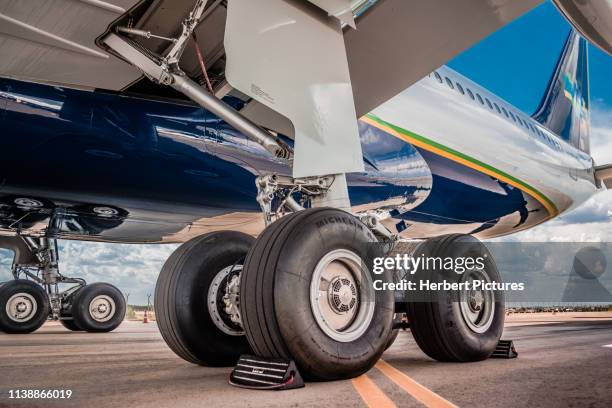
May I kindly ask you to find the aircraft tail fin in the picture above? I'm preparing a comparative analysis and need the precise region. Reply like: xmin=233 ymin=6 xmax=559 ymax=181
xmin=532 ymin=30 xmax=590 ymax=153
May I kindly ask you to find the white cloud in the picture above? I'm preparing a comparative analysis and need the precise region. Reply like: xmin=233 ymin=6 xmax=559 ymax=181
xmin=57 ymin=241 xmax=178 ymax=305
xmin=497 ymin=102 xmax=612 ymax=242
xmin=498 ymin=190 xmax=612 ymax=242
xmin=0 ymin=242 xmax=177 ymax=305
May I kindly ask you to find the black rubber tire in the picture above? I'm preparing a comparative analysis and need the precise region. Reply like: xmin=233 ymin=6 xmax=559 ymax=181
xmin=385 ymin=314 xmax=402 ymax=351
xmin=60 ymin=318 xmax=82 ymax=331
xmin=0 ymin=280 xmax=49 ymax=333
xmin=155 ymin=231 xmax=254 ymax=366
xmin=240 ymin=208 xmax=394 ymax=381
xmin=406 ymin=234 xmax=505 ymax=362
xmin=385 ymin=329 xmax=400 ymax=351
xmin=72 ymin=283 xmax=125 ymax=333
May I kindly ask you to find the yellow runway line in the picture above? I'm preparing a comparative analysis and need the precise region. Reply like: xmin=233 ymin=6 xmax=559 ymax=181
xmin=376 ymin=360 xmax=458 ymax=408
xmin=351 ymin=374 xmax=397 ymax=408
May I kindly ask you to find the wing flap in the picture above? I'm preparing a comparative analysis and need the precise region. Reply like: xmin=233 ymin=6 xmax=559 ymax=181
xmin=345 ymin=0 xmax=543 ymax=117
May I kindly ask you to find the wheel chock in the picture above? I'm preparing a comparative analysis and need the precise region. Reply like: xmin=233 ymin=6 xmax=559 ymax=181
xmin=490 ymin=339 xmax=518 ymax=359
xmin=229 ymin=355 xmax=305 ymax=390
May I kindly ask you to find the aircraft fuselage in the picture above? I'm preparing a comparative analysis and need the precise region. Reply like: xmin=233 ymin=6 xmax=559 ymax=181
xmin=0 ymin=67 xmax=598 ymax=243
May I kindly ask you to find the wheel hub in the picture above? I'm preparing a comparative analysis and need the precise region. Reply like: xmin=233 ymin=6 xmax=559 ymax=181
xmin=92 ymin=206 xmax=119 ymax=217
xmin=459 ymin=269 xmax=495 ymax=334
xmin=328 ymin=276 xmax=357 ymax=314
xmin=208 ymin=265 xmax=245 ymax=336
xmin=310 ymin=249 xmax=375 ymax=343
xmin=89 ymin=295 xmax=115 ymax=322
xmin=6 ymin=293 xmax=37 ymax=323
xmin=469 ymin=290 xmax=484 ymax=312
xmin=14 ymin=197 xmax=43 ymax=209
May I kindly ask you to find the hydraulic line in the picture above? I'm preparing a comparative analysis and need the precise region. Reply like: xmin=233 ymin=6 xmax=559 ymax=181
xmin=192 ymin=33 xmax=214 ymax=94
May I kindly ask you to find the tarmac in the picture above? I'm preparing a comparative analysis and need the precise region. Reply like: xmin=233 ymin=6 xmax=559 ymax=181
xmin=1 ymin=312 xmax=611 ymax=408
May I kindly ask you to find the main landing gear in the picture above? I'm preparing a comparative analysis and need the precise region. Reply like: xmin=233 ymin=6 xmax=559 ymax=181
xmin=0 ymin=236 xmax=125 ymax=334
xmin=155 ymin=226 xmax=505 ymax=380
xmin=155 ymin=208 xmax=394 ymax=379
xmin=107 ymin=0 xmax=504 ymax=380
xmin=240 ymin=208 xmax=394 ymax=380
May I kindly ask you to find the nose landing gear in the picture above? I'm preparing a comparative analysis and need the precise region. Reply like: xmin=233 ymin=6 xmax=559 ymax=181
xmin=0 ymin=236 xmax=126 ymax=333
xmin=69 ymin=283 xmax=125 ymax=332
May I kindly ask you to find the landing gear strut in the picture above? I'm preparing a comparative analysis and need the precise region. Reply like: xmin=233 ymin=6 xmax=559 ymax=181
xmin=104 ymin=0 xmax=503 ymax=380
xmin=106 ymin=0 xmax=394 ymax=379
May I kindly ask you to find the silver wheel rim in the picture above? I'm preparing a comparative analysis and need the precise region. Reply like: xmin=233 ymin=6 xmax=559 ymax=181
xmin=310 ymin=249 xmax=375 ymax=343
xmin=14 ymin=198 xmax=43 ymax=208
xmin=6 ymin=293 xmax=38 ymax=323
xmin=208 ymin=265 xmax=245 ymax=336
xmin=92 ymin=206 xmax=119 ymax=217
xmin=89 ymin=295 xmax=116 ymax=322
xmin=459 ymin=268 xmax=495 ymax=333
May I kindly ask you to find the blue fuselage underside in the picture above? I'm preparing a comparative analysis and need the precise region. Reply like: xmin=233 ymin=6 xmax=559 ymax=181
xmin=0 ymin=78 xmax=548 ymax=242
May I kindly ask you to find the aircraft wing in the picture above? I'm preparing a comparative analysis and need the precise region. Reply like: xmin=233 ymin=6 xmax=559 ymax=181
xmin=552 ymin=0 xmax=612 ymax=55
xmin=344 ymin=0 xmax=543 ymax=117
xmin=0 ymin=0 xmax=141 ymax=90
xmin=596 ymin=164 xmax=612 ymax=189
xmin=0 ymin=0 xmax=541 ymax=112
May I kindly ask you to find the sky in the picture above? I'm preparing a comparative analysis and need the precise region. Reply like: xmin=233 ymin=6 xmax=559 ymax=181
xmin=0 ymin=1 xmax=611 ymax=304
xmin=448 ymin=1 xmax=612 ymax=245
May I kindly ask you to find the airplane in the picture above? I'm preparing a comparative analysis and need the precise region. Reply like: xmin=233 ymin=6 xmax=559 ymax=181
xmin=0 ymin=0 xmax=611 ymax=381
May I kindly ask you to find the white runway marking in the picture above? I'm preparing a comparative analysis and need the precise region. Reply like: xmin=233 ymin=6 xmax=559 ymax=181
xmin=603 ymin=344 xmax=612 ymax=348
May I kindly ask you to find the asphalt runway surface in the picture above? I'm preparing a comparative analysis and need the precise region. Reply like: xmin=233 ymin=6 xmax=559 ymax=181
xmin=1 ymin=312 xmax=611 ymax=408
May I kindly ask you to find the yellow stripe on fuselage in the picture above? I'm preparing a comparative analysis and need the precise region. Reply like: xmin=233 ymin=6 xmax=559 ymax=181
xmin=360 ymin=116 xmax=558 ymax=217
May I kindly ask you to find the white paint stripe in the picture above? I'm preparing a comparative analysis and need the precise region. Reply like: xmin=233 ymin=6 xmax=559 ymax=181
xmin=236 ymin=363 xmax=286 ymax=373
xmin=603 ymin=344 xmax=612 ymax=348
xmin=240 ymin=358 xmax=288 ymax=366
xmin=233 ymin=369 xmax=284 ymax=379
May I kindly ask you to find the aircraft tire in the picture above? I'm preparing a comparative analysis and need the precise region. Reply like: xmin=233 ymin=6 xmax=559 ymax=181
xmin=385 ymin=328 xmax=400 ymax=350
xmin=385 ymin=314 xmax=402 ymax=351
xmin=406 ymin=234 xmax=504 ymax=361
xmin=240 ymin=208 xmax=394 ymax=381
xmin=60 ymin=318 xmax=83 ymax=331
xmin=0 ymin=279 xmax=49 ymax=333
xmin=72 ymin=283 xmax=125 ymax=333
xmin=155 ymin=231 xmax=254 ymax=366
